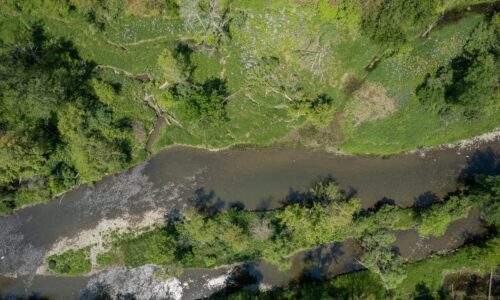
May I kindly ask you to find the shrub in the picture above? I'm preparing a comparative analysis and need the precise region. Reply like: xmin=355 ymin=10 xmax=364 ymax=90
xmin=360 ymin=0 xmax=438 ymax=45
xmin=418 ymin=196 xmax=471 ymax=237
xmin=47 ymin=247 xmax=92 ymax=275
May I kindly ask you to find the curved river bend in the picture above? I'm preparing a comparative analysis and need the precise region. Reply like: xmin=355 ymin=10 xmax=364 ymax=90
xmin=1 ymin=139 xmax=499 ymax=299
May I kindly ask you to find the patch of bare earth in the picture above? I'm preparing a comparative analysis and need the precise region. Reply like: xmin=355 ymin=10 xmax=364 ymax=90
xmin=132 ymin=121 xmax=147 ymax=145
xmin=345 ymin=82 xmax=396 ymax=127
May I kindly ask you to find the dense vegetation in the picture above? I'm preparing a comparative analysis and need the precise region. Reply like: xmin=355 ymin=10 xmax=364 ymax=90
xmin=0 ymin=22 xmax=155 ymax=214
xmin=417 ymin=12 xmax=499 ymax=118
xmin=48 ymin=173 xmax=500 ymax=295
xmin=47 ymin=246 xmax=92 ymax=275
xmin=0 ymin=0 xmax=498 ymax=213
xmin=212 ymin=173 xmax=500 ymax=299
xmin=215 ymin=238 xmax=500 ymax=299
xmin=0 ymin=1 xmax=498 ymax=299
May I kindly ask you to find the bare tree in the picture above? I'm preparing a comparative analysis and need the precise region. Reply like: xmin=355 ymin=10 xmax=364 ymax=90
xmin=296 ymin=34 xmax=331 ymax=80
xmin=178 ymin=0 xmax=230 ymax=49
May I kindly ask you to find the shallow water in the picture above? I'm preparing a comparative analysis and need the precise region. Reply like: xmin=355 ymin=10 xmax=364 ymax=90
xmin=1 ymin=140 xmax=499 ymax=299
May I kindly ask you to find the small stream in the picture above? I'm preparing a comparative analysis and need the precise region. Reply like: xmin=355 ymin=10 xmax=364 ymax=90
xmin=1 ymin=139 xmax=499 ymax=299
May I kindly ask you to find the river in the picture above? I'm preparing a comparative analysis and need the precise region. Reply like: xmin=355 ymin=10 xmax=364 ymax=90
xmin=1 ymin=138 xmax=499 ymax=299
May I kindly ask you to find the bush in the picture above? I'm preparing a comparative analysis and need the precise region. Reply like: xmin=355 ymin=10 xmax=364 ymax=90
xmin=96 ymin=250 xmax=118 ymax=267
xmin=47 ymin=247 xmax=92 ymax=275
xmin=121 ymin=229 xmax=176 ymax=268
xmin=172 ymin=78 xmax=229 ymax=124
xmin=418 ymin=196 xmax=471 ymax=237
xmin=0 ymin=23 xmax=145 ymax=210
xmin=361 ymin=0 xmax=438 ymax=45
xmin=417 ymin=13 xmax=499 ymax=118
xmin=359 ymin=231 xmax=406 ymax=290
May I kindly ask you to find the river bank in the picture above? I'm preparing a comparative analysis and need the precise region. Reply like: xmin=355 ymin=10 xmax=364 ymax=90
xmin=1 ymin=136 xmax=499 ymax=298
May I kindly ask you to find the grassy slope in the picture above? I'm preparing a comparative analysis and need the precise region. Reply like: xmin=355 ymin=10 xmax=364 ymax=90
xmin=0 ymin=1 xmax=498 ymax=213
xmin=4 ymin=1 xmax=496 ymax=156
xmin=341 ymin=14 xmax=500 ymax=154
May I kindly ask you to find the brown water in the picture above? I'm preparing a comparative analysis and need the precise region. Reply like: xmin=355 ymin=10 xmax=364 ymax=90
xmin=0 ymin=140 xmax=499 ymax=299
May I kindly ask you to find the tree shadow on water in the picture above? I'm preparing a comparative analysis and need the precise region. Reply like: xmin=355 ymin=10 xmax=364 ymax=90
xmin=189 ymin=188 xmax=246 ymax=216
xmin=163 ymin=209 xmax=182 ymax=226
xmin=300 ymin=243 xmax=346 ymax=281
xmin=190 ymin=187 xmax=226 ymax=216
xmin=281 ymin=175 xmax=357 ymax=208
xmin=209 ymin=262 xmax=262 ymax=297
xmin=374 ymin=197 xmax=396 ymax=209
xmin=414 ymin=191 xmax=439 ymax=208
xmin=281 ymin=175 xmax=337 ymax=207
xmin=2 ymin=293 xmax=52 ymax=300
xmin=458 ymin=147 xmax=500 ymax=184
xmin=255 ymin=196 xmax=273 ymax=211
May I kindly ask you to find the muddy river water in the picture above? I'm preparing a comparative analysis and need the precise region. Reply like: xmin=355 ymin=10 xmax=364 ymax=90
xmin=1 ymin=138 xmax=499 ymax=299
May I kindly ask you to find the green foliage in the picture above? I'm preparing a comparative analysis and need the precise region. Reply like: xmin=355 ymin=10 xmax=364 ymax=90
xmin=361 ymin=0 xmax=438 ymax=45
xmin=47 ymin=247 xmax=92 ymax=275
xmin=2 ymin=0 xmax=497 ymax=163
xmin=395 ymin=237 xmax=500 ymax=298
xmin=359 ymin=231 xmax=406 ymax=290
xmin=156 ymin=49 xmax=184 ymax=84
xmin=217 ymin=237 xmax=500 ymax=299
xmin=317 ymin=0 xmax=361 ymax=29
xmin=268 ymin=198 xmax=360 ymax=263
xmin=172 ymin=78 xmax=229 ymax=124
xmin=418 ymin=196 xmax=472 ymax=237
xmin=0 ymin=200 xmax=15 ymax=216
xmin=0 ymin=22 xmax=151 ymax=210
xmin=175 ymin=207 xmax=256 ymax=267
xmin=53 ymin=178 xmax=492 ymax=276
xmin=120 ymin=228 xmax=176 ymax=268
xmin=217 ymin=271 xmax=387 ymax=300
xmin=417 ymin=13 xmax=500 ymax=118
xmin=353 ymin=204 xmax=418 ymax=236
xmin=470 ymin=175 xmax=500 ymax=230
xmin=96 ymin=250 xmax=119 ymax=267
xmin=293 ymin=94 xmax=336 ymax=128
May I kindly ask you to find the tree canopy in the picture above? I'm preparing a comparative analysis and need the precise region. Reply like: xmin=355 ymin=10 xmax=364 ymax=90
xmin=0 ymin=23 xmax=146 ymax=213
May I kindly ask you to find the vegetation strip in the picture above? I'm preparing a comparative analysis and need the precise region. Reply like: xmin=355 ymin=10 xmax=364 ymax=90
xmin=46 ymin=174 xmax=499 ymax=293
xmin=1 ymin=0 xmax=499 ymax=214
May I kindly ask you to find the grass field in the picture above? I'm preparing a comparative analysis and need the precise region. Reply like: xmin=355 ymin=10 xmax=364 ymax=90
xmin=2 ymin=1 xmax=496 ymax=156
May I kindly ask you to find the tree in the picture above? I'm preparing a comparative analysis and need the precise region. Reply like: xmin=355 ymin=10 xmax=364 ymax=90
xmin=417 ymin=13 xmax=500 ymax=118
xmin=156 ymin=49 xmax=184 ymax=85
xmin=360 ymin=0 xmax=438 ymax=45
xmin=418 ymin=196 xmax=472 ymax=237
xmin=470 ymin=175 xmax=500 ymax=230
xmin=0 ymin=23 xmax=139 ymax=210
xmin=172 ymin=78 xmax=229 ymax=124
xmin=359 ymin=231 xmax=407 ymax=290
